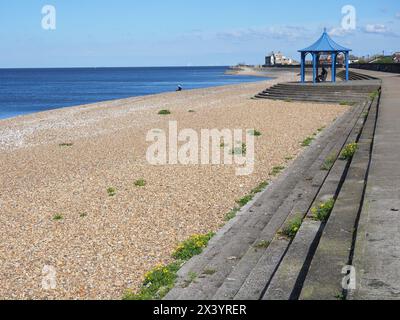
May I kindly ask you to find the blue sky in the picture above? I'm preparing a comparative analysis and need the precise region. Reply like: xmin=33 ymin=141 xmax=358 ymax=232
xmin=0 ymin=0 xmax=399 ymax=67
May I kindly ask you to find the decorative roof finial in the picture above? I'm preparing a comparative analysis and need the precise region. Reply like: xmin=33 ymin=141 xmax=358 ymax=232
xmin=324 ymin=27 xmax=327 ymax=33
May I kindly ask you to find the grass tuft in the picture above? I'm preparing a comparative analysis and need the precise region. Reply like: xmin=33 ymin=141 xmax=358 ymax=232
xmin=254 ymin=240 xmax=270 ymax=249
xmin=236 ymin=195 xmax=254 ymax=207
xmin=107 ymin=187 xmax=117 ymax=197
xmin=248 ymin=129 xmax=262 ymax=137
xmin=251 ymin=181 xmax=269 ymax=194
xmin=321 ymin=153 xmax=337 ymax=171
xmin=339 ymin=143 xmax=358 ymax=160
xmin=339 ymin=101 xmax=356 ymax=106
xmin=369 ymin=90 xmax=379 ymax=101
xmin=59 ymin=143 xmax=73 ymax=147
xmin=53 ymin=214 xmax=63 ymax=221
xmin=301 ymin=136 xmax=314 ymax=147
xmin=123 ymin=261 xmax=181 ymax=300
xmin=225 ymin=207 xmax=240 ymax=221
xmin=203 ymin=269 xmax=216 ymax=275
xmin=227 ymin=181 xmax=269 ymax=222
xmin=172 ymin=233 xmax=215 ymax=261
xmin=158 ymin=109 xmax=171 ymax=115
xmin=271 ymin=166 xmax=285 ymax=176
xmin=134 ymin=179 xmax=147 ymax=187
xmin=231 ymin=143 xmax=247 ymax=156
xmin=124 ymin=232 xmax=215 ymax=300
xmin=311 ymin=198 xmax=335 ymax=222
xmin=280 ymin=216 xmax=302 ymax=240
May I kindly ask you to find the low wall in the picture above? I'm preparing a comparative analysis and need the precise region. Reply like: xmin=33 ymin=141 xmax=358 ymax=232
xmin=350 ymin=63 xmax=400 ymax=74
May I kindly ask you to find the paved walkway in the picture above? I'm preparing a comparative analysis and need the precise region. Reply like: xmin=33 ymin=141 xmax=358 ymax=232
xmin=350 ymin=70 xmax=400 ymax=299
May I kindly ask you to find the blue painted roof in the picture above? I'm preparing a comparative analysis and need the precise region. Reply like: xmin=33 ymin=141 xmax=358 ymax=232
xmin=299 ymin=29 xmax=351 ymax=53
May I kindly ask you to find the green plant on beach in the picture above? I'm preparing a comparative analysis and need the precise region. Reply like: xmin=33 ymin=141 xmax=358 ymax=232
xmin=285 ymin=156 xmax=294 ymax=161
xmin=236 ymin=195 xmax=254 ymax=207
xmin=335 ymin=292 xmax=346 ymax=300
xmin=271 ymin=166 xmax=285 ymax=176
xmin=321 ymin=153 xmax=337 ymax=171
xmin=59 ymin=143 xmax=73 ymax=147
xmin=158 ymin=109 xmax=171 ymax=115
xmin=251 ymin=181 xmax=269 ymax=194
xmin=339 ymin=101 xmax=356 ymax=106
xmin=231 ymin=143 xmax=247 ymax=156
xmin=172 ymin=233 xmax=215 ymax=261
xmin=225 ymin=207 xmax=240 ymax=221
xmin=254 ymin=240 xmax=270 ymax=249
xmin=123 ymin=232 xmax=215 ymax=300
xmin=188 ymin=110 xmax=195 ymax=113
xmin=226 ymin=181 xmax=269 ymax=222
xmin=134 ymin=179 xmax=147 ymax=187
xmin=317 ymin=126 xmax=326 ymax=133
xmin=311 ymin=198 xmax=335 ymax=222
xmin=369 ymin=90 xmax=379 ymax=101
xmin=301 ymin=136 xmax=314 ymax=147
xmin=107 ymin=187 xmax=117 ymax=197
xmin=79 ymin=212 xmax=88 ymax=218
xmin=53 ymin=214 xmax=63 ymax=221
xmin=248 ymin=129 xmax=262 ymax=137
xmin=339 ymin=143 xmax=358 ymax=160
xmin=203 ymin=269 xmax=216 ymax=276
xmin=280 ymin=216 xmax=302 ymax=240
xmin=123 ymin=261 xmax=182 ymax=300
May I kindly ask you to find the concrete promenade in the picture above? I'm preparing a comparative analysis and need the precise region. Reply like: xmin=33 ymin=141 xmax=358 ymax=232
xmin=350 ymin=70 xmax=400 ymax=299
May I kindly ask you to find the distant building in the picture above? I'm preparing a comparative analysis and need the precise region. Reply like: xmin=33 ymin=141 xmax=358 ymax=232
xmin=318 ymin=54 xmax=345 ymax=65
xmin=264 ymin=51 xmax=296 ymax=66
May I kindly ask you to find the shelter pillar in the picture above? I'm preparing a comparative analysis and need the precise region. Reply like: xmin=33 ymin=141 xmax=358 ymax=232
xmin=312 ymin=53 xmax=317 ymax=84
xmin=331 ymin=52 xmax=336 ymax=82
xmin=345 ymin=52 xmax=350 ymax=81
xmin=300 ymin=53 xmax=305 ymax=83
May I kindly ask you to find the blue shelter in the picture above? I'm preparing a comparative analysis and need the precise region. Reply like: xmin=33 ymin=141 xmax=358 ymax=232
xmin=299 ymin=29 xmax=351 ymax=83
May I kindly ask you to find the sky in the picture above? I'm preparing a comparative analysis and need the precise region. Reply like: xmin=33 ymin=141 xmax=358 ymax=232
xmin=0 ymin=0 xmax=399 ymax=67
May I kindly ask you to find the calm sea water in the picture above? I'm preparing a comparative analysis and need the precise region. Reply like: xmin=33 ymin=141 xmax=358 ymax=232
xmin=0 ymin=67 xmax=268 ymax=119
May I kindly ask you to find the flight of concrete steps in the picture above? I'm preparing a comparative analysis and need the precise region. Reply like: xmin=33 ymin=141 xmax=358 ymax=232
xmin=337 ymin=70 xmax=379 ymax=81
xmin=165 ymin=85 xmax=381 ymax=300
xmin=255 ymin=81 xmax=380 ymax=104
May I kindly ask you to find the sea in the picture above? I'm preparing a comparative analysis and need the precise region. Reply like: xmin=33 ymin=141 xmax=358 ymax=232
xmin=0 ymin=66 xmax=269 ymax=119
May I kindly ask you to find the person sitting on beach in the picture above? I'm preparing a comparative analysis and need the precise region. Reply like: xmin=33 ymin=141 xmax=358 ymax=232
xmin=176 ymin=85 xmax=183 ymax=92
xmin=316 ymin=67 xmax=328 ymax=82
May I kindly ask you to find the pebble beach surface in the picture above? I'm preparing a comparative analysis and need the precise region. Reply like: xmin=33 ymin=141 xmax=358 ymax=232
xmin=0 ymin=71 xmax=349 ymax=299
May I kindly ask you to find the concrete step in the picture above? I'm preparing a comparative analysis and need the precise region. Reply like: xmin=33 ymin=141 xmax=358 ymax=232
xmin=262 ymin=100 xmax=372 ymax=300
xmin=227 ymin=108 xmax=365 ymax=300
xmin=255 ymin=79 xmax=380 ymax=103
xmin=299 ymin=97 xmax=378 ymax=300
xmin=255 ymin=95 xmax=363 ymax=104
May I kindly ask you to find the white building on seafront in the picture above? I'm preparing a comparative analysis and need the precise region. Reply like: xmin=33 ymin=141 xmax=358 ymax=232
xmin=264 ymin=51 xmax=296 ymax=66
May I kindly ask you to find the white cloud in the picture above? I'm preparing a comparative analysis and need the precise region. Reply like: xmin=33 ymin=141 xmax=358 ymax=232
xmin=328 ymin=27 xmax=353 ymax=37
xmin=396 ymin=12 xmax=400 ymax=19
xmin=364 ymin=24 xmax=388 ymax=33
xmin=216 ymin=25 xmax=309 ymax=41
xmin=363 ymin=24 xmax=397 ymax=36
